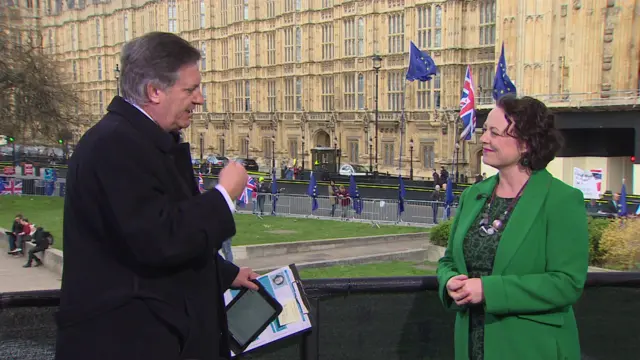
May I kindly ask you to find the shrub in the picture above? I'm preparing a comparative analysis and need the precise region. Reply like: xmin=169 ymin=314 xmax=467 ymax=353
xmin=599 ymin=218 xmax=640 ymax=270
xmin=429 ymin=216 xmax=612 ymax=264
xmin=587 ymin=217 xmax=613 ymax=266
xmin=429 ymin=219 xmax=453 ymax=247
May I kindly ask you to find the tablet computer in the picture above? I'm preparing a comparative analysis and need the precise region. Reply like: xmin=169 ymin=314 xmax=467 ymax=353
xmin=225 ymin=280 xmax=283 ymax=355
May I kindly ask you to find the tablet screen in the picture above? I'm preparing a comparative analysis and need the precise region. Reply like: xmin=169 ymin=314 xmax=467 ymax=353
xmin=227 ymin=289 xmax=278 ymax=346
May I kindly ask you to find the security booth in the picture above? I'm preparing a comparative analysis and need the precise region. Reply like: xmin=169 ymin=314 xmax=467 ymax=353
xmin=310 ymin=147 xmax=340 ymax=180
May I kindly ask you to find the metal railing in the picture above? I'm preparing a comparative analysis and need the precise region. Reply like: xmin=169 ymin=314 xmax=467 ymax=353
xmin=1 ymin=175 xmax=456 ymax=226
xmin=242 ymin=193 xmax=457 ymax=226
xmin=1 ymin=273 xmax=640 ymax=360
xmin=0 ymin=175 xmax=66 ymax=197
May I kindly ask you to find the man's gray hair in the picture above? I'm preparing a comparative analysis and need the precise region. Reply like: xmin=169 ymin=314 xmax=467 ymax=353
xmin=119 ymin=32 xmax=201 ymax=105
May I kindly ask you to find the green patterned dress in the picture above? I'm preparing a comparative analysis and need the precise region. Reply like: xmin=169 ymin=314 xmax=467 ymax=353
xmin=462 ymin=196 xmax=514 ymax=360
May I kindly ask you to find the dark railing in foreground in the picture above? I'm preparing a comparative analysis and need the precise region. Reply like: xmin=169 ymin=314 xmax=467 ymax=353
xmin=2 ymin=273 xmax=640 ymax=360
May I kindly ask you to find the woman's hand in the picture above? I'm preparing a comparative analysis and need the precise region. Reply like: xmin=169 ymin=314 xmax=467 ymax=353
xmin=446 ymin=274 xmax=469 ymax=302
xmin=455 ymin=278 xmax=485 ymax=306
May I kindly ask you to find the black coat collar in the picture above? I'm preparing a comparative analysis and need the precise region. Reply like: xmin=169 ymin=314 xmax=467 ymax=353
xmin=106 ymin=96 xmax=181 ymax=153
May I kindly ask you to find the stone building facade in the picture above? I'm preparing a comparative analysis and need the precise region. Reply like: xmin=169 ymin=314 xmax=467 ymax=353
xmin=18 ymin=0 xmax=640 ymax=179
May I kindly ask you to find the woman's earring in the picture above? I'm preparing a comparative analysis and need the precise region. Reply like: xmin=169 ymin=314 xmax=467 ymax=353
xmin=520 ymin=156 xmax=530 ymax=167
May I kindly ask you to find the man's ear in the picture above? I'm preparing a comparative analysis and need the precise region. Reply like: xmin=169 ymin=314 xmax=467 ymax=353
xmin=146 ymin=83 xmax=163 ymax=104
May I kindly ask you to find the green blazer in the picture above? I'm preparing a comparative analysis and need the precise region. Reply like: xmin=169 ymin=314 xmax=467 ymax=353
xmin=437 ymin=169 xmax=589 ymax=360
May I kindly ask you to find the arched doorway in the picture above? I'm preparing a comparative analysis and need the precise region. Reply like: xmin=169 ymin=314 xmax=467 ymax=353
xmin=315 ymin=130 xmax=330 ymax=147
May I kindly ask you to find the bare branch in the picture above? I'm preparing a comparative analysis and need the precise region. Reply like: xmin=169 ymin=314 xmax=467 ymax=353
xmin=0 ymin=5 xmax=85 ymax=144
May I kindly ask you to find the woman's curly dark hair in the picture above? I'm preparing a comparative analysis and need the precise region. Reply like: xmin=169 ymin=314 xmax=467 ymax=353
xmin=497 ymin=95 xmax=563 ymax=171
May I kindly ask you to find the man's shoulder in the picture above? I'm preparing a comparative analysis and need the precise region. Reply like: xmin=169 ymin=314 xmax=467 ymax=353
xmin=75 ymin=114 xmax=143 ymax=159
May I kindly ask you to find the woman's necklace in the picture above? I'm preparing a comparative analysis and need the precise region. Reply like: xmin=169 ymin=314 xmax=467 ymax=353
xmin=478 ymin=178 xmax=529 ymax=236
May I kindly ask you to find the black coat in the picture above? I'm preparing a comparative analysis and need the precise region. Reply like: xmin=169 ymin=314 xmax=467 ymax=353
xmin=55 ymin=97 xmax=239 ymax=360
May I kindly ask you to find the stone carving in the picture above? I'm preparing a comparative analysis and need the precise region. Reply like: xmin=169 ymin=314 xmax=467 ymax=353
xmin=328 ymin=111 xmax=338 ymax=130
xmin=573 ymin=0 xmax=582 ymax=10
xmin=248 ymin=112 xmax=255 ymax=131
xmin=362 ymin=110 xmax=371 ymax=131
xmin=300 ymin=110 xmax=308 ymax=132
xmin=603 ymin=28 xmax=614 ymax=43
xmin=602 ymin=55 xmax=613 ymax=70
xmin=271 ymin=111 xmax=279 ymax=131
xmin=223 ymin=111 xmax=231 ymax=130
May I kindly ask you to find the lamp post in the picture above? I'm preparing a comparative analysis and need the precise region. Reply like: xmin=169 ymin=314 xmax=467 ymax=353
xmin=199 ymin=133 xmax=204 ymax=162
xmin=334 ymin=136 xmax=341 ymax=171
xmin=301 ymin=135 xmax=305 ymax=172
xmin=368 ymin=137 xmax=373 ymax=174
xmin=221 ymin=133 xmax=225 ymax=157
xmin=372 ymin=54 xmax=382 ymax=174
xmin=409 ymin=138 xmax=414 ymax=181
xmin=271 ymin=135 xmax=276 ymax=172
xmin=245 ymin=135 xmax=250 ymax=158
xmin=454 ymin=143 xmax=460 ymax=183
xmin=114 ymin=64 xmax=120 ymax=96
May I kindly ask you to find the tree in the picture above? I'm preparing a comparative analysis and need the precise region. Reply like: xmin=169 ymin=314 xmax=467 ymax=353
xmin=0 ymin=4 xmax=85 ymax=144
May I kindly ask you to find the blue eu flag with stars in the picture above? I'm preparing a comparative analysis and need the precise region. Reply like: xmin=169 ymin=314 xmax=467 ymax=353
xmin=492 ymin=42 xmax=517 ymax=101
xmin=406 ymin=41 xmax=438 ymax=82
xmin=349 ymin=175 xmax=363 ymax=215
xmin=398 ymin=176 xmax=406 ymax=216
xmin=307 ymin=171 xmax=319 ymax=212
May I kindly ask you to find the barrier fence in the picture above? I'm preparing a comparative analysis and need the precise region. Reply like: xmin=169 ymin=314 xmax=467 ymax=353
xmin=2 ymin=175 xmax=455 ymax=226
xmin=238 ymin=193 xmax=456 ymax=226
xmin=0 ymin=175 xmax=67 ymax=197
xmin=1 ymin=273 xmax=639 ymax=360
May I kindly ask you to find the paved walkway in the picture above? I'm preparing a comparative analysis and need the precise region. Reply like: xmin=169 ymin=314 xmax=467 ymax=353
xmin=0 ymin=235 xmax=429 ymax=293
xmin=235 ymin=238 xmax=428 ymax=272
xmin=0 ymin=250 xmax=61 ymax=292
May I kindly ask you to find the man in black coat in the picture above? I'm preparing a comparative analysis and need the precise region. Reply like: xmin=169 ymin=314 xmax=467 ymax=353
xmin=55 ymin=32 xmax=259 ymax=360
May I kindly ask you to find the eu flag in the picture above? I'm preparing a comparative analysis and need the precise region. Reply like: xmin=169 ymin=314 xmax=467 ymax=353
xmin=444 ymin=177 xmax=454 ymax=219
xmin=492 ymin=42 xmax=517 ymax=101
xmin=307 ymin=171 xmax=319 ymax=212
xmin=406 ymin=41 xmax=438 ymax=82
xmin=349 ymin=175 xmax=363 ymax=215
xmin=398 ymin=176 xmax=406 ymax=216
xmin=619 ymin=183 xmax=628 ymax=217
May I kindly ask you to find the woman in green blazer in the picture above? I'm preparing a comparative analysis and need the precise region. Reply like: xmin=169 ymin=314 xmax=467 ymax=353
xmin=437 ymin=95 xmax=589 ymax=360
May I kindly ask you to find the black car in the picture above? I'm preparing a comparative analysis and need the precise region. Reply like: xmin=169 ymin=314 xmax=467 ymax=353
xmin=235 ymin=157 xmax=260 ymax=171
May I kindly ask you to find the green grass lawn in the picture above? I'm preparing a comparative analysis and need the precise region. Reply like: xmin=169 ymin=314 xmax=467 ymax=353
xmin=299 ymin=261 xmax=437 ymax=279
xmin=0 ymin=196 xmax=426 ymax=251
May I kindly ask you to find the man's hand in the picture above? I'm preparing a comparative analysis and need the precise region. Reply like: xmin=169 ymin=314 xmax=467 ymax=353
xmin=218 ymin=162 xmax=248 ymax=199
xmin=231 ymin=267 xmax=260 ymax=290
xmin=446 ymin=274 xmax=469 ymax=303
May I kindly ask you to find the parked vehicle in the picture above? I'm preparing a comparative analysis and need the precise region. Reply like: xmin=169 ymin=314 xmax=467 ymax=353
xmin=234 ymin=157 xmax=260 ymax=171
xmin=339 ymin=164 xmax=370 ymax=176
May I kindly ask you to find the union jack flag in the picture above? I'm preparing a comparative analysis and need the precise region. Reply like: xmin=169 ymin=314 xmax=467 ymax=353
xmin=459 ymin=65 xmax=477 ymax=141
xmin=238 ymin=176 xmax=257 ymax=206
xmin=197 ymin=173 xmax=205 ymax=193
xmin=0 ymin=177 xmax=23 ymax=195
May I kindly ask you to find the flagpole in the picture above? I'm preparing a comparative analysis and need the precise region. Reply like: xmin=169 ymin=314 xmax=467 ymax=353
xmin=399 ymin=79 xmax=407 ymax=177
xmin=451 ymin=112 xmax=459 ymax=181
